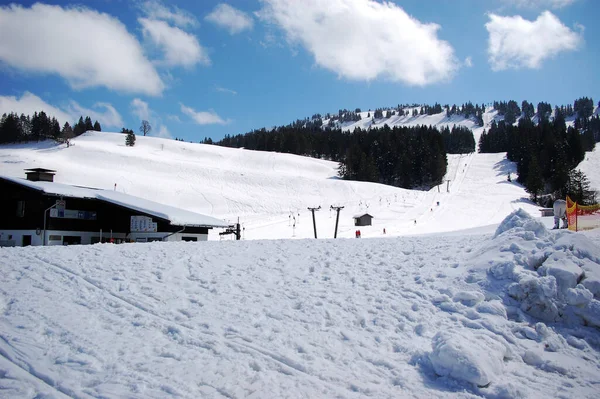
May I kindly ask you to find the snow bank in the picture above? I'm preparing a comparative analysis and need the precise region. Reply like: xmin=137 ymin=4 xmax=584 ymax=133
xmin=473 ymin=209 xmax=600 ymax=327
xmin=429 ymin=330 xmax=508 ymax=387
xmin=493 ymin=208 xmax=547 ymax=239
xmin=421 ymin=210 xmax=600 ymax=391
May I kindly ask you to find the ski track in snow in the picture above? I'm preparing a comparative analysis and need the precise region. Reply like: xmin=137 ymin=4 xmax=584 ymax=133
xmin=1 ymin=222 xmax=600 ymax=398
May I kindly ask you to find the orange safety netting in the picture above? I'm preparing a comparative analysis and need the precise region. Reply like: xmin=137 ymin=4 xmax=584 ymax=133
xmin=566 ymin=196 xmax=600 ymax=232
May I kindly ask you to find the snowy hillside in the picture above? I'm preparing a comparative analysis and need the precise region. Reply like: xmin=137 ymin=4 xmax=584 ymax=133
xmin=579 ymin=146 xmax=600 ymax=193
xmin=323 ymin=106 xmax=491 ymax=144
xmin=322 ymin=105 xmax=598 ymax=145
xmin=1 ymin=211 xmax=600 ymax=398
xmin=0 ymin=131 xmax=544 ymax=240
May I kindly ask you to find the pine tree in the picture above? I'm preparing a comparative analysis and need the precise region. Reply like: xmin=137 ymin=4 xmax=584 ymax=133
xmin=50 ymin=117 xmax=60 ymax=138
xmin=31 ymin=111 xmax=51 ymax=140
xmin=84 ymin=116 xmax=94 ymax=132
xmin=0 ymin=112 xmax=23 ymax=143
xmin=566 ymin=169 xmax=596 ymax=205
xmin=93 ymin=121 xmax=102 ymax=131
xmin=525 ymin=156 xmax=544 ymax=202
xmin=74 ymin=116 xmax=86 ymax=136
xmin=60 ymin=122 xmax=74 ymax=147
xmin=125 ymin=131 xmax=136 ymax=147
xmin=19 ymin=114 xmax=31 ymax=138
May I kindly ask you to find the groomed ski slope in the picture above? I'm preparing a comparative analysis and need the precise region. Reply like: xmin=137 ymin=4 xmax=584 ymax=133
xmin=0 ymin=130 xmax=544 ymax=240
xmin=1 ymin=211 xmax=600 ymax=398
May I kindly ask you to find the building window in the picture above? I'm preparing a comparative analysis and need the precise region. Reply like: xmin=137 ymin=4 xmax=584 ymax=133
xmin=16 ymin=201 xmax=25 ymax=217
xmin=48 ymin=235 xmax=62 ymax=241
xmin=182 ymin=236 xmax=198 ymax=242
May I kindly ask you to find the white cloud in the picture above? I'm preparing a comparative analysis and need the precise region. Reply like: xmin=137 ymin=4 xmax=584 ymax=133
xmin=499 ymin=0 xmax=577 ymax=9
xmin=0 ymin=3 xmax=164 ymax=95
xmin=464 ymin=56 xmax=473 ymax=68
xmin=131 ymin=98 xmax=151 ymax=121
xmin=486 ymin=11 xmax=583 ymax=71
xmin=206 ymin=4 xmax=254 ymax=34
xmin=0 ymin=92 xmax=123 ymax=128
xmin=167 ymin=114 xmax=182 ymax=123
xmin=257 ymin=0 xmax=458 ymax=86
xmin=139 ymin=18 xmax=210 ymax=68
xmin=0 ymin=92 xmax=72 ymax=125
xmin=181 ymin=104 xmax=229 ymax=125
xmin=156 ymin=125 xmax=172 ymax=139
xmin=138 ymin=0 xmax=198 ymax=29
xmin=215 ymin=86 xmax=238 ymax=95
xmin=66 ymin=102 xmax=124 ymax=128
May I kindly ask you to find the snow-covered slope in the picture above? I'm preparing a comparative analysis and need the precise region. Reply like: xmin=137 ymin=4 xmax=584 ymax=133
xmin=324 ymin=107 xmax=493 ymax=144
xmin=323 ymin=105 xmax=598 ymax=145
xmin=579 ymin=146 xmax=600 ymax=193
xmin=1 ymin=211 xmax=599 ymax=398
xmin=0 ymin=131 xmax=543 ymax=240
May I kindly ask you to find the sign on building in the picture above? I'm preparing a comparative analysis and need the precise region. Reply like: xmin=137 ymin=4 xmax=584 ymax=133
xmin=130 ymin=216 xmax=157 ymax=232
xmin=50 ymin=208 xmax=97 ymax=220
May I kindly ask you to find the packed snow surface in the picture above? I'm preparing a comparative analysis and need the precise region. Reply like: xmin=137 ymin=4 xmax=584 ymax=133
xmin=579 ymin=145 xmax=600 ymax=193
xmin=0 ymin=129 xmax=547 ymax=241
xmin=1 ymin=211 xmax=600 ymax=398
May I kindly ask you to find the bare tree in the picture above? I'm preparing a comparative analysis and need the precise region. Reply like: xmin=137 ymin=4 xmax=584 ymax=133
xmin=140 ymin=120 xmax=151 ymax=136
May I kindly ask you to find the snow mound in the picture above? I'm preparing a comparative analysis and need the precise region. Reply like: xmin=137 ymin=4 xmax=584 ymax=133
xmin=475 ymin=210 xmax=600 ymax=327
xmin=493 ymin=208 xmax=547 ymax=239
xmin=421 ymin=210 xmax=600 ymax=392
xmin=429 ymin=330 xmax=508 ymax=387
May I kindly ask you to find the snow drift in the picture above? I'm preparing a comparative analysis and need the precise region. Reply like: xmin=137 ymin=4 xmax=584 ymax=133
xmin=472 ymin=209 xmax=600 ymax=327
xmin=0 ymin=211 xmax=599 ymax=398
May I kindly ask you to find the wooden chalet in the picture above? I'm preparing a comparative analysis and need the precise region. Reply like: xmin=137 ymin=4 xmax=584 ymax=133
xmin=0 ymin=169 xmax=228 ymax=247
xmin=353 ymin=213 xmax=373 ymax=226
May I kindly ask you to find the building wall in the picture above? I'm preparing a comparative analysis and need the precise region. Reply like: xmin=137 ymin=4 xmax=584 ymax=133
xmin=354 ymin=215 xmax=372 ymax=226
xmin=129 ymin=232 xmax=208 ymax=243
xmin=0 ymin=179 xmax=174 ymax=233
xmin=0 ymin=229 xmax=209 ymax=247
xmin=0 ymin=229 xmax=132 ymax=246
xmin=0 ymin=179 xmax=213 ymax=247
xmin=0 ymin=229 xmax=41 ymax=247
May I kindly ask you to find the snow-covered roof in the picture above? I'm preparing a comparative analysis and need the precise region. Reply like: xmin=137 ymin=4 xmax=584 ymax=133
xmin=353 ymin=213 xmax=373 ymax=218
xmin=1 ymin=175 xmax=229 ymax=228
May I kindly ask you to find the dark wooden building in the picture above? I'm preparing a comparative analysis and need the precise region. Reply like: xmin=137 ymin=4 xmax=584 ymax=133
xmin=0 ymin=170 xmax=228 ymax=247
xmin=353 ymin=213 xmax=373 ymax=226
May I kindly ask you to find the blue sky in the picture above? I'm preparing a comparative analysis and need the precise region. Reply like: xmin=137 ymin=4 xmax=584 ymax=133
xmin=0 ymin=0 xmax=598 ymax=142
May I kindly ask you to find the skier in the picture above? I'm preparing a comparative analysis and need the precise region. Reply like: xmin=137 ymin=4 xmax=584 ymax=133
xmin=553 ymin=199 xmax=567 ymax=229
